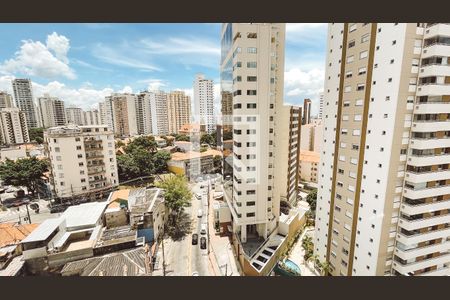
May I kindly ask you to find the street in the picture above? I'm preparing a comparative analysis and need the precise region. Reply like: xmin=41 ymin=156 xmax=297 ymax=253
xmin=153 ymin=179 xmax=213 ymax=276
xmin=0 ymin=198 xmax=59 ymax=224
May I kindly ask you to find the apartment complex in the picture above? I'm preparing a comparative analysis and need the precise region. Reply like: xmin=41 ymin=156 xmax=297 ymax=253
xmin=0 ymin=108 xmax=30 ymax=145
xmin=194 ymin=74 xmax=215 ymax=133
xmin=136 ymin=92 xmax=153 ymax=135
xmin=11 ymin=79 xmax=38 ymax=128
xmin=167 ymin=91 xmax=191 ymax=134
xmin=66 ymin=107 xmax=83 ymax=125
xmin=44 ymin=125 xmax=119 ymax=199
xmin=221 ymin=23 xmax=294 ymax=275
xmin=37 ymin=94 xmax=67 ymax=128
xmin=315 ymin=23 xmax=450 ymax=276
xmin=149 ymin=90 xmax=169 ymax=136
xmin=303 ymin=98 xmax=312 ymax=125
xmin=319 ymin=92 xmax=324 ymax=119
xmin=299 ymin=150 xmax=320 ymax=184
xmin=0 ymin=91 xmax=13 ymax=109
xmin=82 ymin=109 xmax=101 ymax=126
xmin=104 ymin=93 xmax=138 ymax=137
xmin=300 ymin=118 xmax=323 ymax=152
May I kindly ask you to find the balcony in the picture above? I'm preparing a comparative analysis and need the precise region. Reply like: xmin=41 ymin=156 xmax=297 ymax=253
xmin=401 ymin=198 xmax=450 ymax=215
xmin=398 ymin=213 xmax=450 ymax=231
xmin=407 ymin=153 xmax=450 ymax=167
xmin=397 ymin=227 xmax=450 ymax=245
xmin=85 ymin=146 xmax=104 ymax=151
xmin=413 ymin=102 xmax=450 ymax=114
xmin=392 ymin=253 xmax=450 ymax=275
xmin=422 ymin=44 xmax=450 ymax=59
xmin=419 ymin=64 xmax=450 ymax=78
xmin=411 ymin=120 xmax=450 ymax=132
xmin=410 ymin=137 xmax=450 ymax=150
xmin=403 ymin=184 xmax=450 ymax=200
xmin=416 ymin=84 xmax=450 ymax=97
xmin=86 ymin=153 xmax=104 ymax=160
xmin=424 ymin=23 xmax=450 ymax=39
xmin=87 ymin=167 xmax=105 ymax=176
xmin=405 ymin=169 xmax=450 ymax=183
xmin=395 ymin=240 xmax=450 ymax=261
xmin=417 ymin=267 xmax=449 ymax=276
xmin=89 ymin=177 xmax=107 ymax=185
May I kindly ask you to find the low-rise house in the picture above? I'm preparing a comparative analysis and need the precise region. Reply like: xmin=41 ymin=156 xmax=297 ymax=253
xmin=154 ymin=136 xmax=167 ymax=148
xmin=299 ymin=150 xmax=320 ymax=186
xmin=167 ymin=149 xmax=221 ymax=179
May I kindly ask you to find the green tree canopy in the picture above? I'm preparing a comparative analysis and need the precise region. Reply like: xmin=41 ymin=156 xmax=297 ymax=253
xmin=213 ymin=155 xmax=222 ymax=173
xmin=175 ymin=134 xmax=190 ymax=142
xmin=306 ymin=189 xmax=317 ymax=212
xmin=126 ymin=136 xmax=157 ymax=153
xmin=0 ymin=157 xmax=49 ymax=196
xmin=153 ymin=150 xmax=171 ymax=174
xmin=200 ymin=132 xmax=216 ymax=147
xmin=156 ymin=175 xmax=192 ymax=223
xmin=29 ymin=127 xmax=44 ymax=144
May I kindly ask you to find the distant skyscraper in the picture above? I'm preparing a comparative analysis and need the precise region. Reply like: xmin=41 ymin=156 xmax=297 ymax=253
xmin=136 ymin=92 xmax=153 ymax=135
xmin=149 ymin=90 xmax=169 ymax=136
xmin=12 ymin=79 xmax=38 ymax=128
xmin=37 ymin=94 xmax=66 ymax=128
xmin=109 ymin=93 xmax=138 ymax=137
xmin=98 ymin=101 xmax=108 ymax=126
xmin=194 ymin=74 xmax=215 ymax=133
xmin=65 ymin=107 xmax=83 ymax=125
xmin=0 ymin=108 xmax=30 ymax=145
xmin=319 ymin=92 xmax=324 ymax=119
xmin=0 ymin=91 xmax=13 ymax=109
xmin=303 ymin=98 xmax=311 ymax=125
xmin=167 ymin=91 xmax=191 ymax=135
xmin=82 ymin=109 xmax=101 ymax=126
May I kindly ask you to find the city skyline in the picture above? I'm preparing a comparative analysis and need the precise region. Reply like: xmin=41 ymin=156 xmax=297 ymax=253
xmin=0 ymin=23 xmax=326 ymax=115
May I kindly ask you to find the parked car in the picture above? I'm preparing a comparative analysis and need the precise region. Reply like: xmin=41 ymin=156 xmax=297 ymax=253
xmin=200 ymin=223 xmax=207 ymax=235
xmin=195 ymin=193 xmax=202 ymax=200
xmin=29 ymin=203 xmax=39 ymax=210
xmin=192 ymin=233 xmax=198 ymax=245
xmin=197 ymin=209 xmax=203 ymax=218
xmin=200 ymin=237 xmax=207 ymax=249
xmin=192 ymin=271 xmax=199 ymax=276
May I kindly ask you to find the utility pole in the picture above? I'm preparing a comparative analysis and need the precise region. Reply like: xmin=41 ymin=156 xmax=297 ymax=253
xmin=25 ymin=203 xmax=31 ymax=224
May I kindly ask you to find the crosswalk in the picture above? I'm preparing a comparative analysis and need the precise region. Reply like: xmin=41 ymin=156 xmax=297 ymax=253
xmin=0 ymin=200 xmax=50 ymax=223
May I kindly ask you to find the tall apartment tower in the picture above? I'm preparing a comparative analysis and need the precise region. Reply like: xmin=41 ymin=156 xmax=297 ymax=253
xmin=315 ymin=23 xmax=450 ymax=277
xmin=0 ymin=108 xmax=30 ymax=145
xmin=44 ymin=125 xmax=118 ymax=199
xmin=220 ymin=23 xmax=288 ymax=274
xmin=150 ymin=90 xmax=169 ymax=136
xmin=37 ymin=94 xmax=67 ymax=128
xmin=167 ymin=91 xmax=191 ymax=135
xmin=65 ymin=107 xmax=84 ymax=125
xmin=0 ymin=91 xmax=14 ymax=109
xmin=82 ymin=109 xmax=101 ymax=126
xmin=303 ymin=98 xmax=312 ymax=125
xmin=194 ymin=74 xmax=215 ymax=133
xmin=98 ymin=101 xmax=108 ymax=126
xmin=135 ymin=92 xmax=153 ymax=135
xmin=11 ymin=79 xmax=38 ymax=128
xmin=105 ymin=93 xmax=138 ymax=137
xmin=319 ymin=92 xmax=324 ymax=119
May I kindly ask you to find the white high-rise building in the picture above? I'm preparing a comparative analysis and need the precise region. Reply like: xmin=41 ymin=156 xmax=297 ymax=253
xmin=65 ymin=107 xmax=83 ymax=125
xmin=136 ymin=92 xmax=153 ymax=135
xmin=194 ymin=74 xmax=215 ymax=133
xmin=167 ymin=91 xmax=191 ymax=135
xmin=0 ymin=108 xmax=30 ymax=145
xmin=315 ymin=23 xmax=450 ymax=277
xmin=82 ymin=109 xmax=101 ymax=126
xmin=98 ymin=101 xmax=108 ymax=126
xmin=0 ymin=91 xmax=14 ymax=109
xmin=319 ymin=92 xmax=324 ymax=119
xmin=11 ymin=79 xmax=38 ymax=128
xmin=44 ymin=125 xmax=118 ymax=199
xmin=221 ymin=23 xmax=298 ymax=275
xmin=104 ymin=93 xmax=138 ymax=137
xmin=149 ymin=90 xmax=169 ymax=136
xmin=37 ymin=94 xmax=67 ymax=128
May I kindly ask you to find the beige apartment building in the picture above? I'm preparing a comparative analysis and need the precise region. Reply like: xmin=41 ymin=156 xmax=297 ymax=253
xmin=299 ymin=150 xmax=320 ymax=184
xmin=300 ymin=118 xmax=323 ymax=152
xmin=0 ymin=91 xmax=13 ymax=109
xmin=303 ymin=98 xmax=312 ymax=125
xmin=44 ymin=125 xmax=119 ymax=199
xmin=37 ymin=94 xmax=67 ymax=128
xmin=167 ymin=91 xmax=191 ymax=135
xmin=12 ymin=79 xmax=38 ymax=128
xmin=0 ymin=108 xmax=30 ymax=145
xmin=221 ymin=23 xmax=302 ymax=275
xmin=315 ymin=23 xmax=450 ymax=276
xmin=107 ymin=93 xmax=138 ymax=137
xmin=65 ymin=107 xmax=83 ymax=125
xmin=193 ymin=74 xmax=215 ymax=133
xmin=82 ymin=109 xmax=101 ymax=126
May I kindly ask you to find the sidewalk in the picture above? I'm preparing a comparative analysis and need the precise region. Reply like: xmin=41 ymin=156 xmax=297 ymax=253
xmin=207 ymin=189 xmax=240 ymax=276
xmin=287 ymin=227 xmax=319 ymax=276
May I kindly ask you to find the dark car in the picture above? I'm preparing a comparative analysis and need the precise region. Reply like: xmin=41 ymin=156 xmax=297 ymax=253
xmin=200 ymin=237 xmax=207 ymax=249
xmin=29 ymin=203 xmax=39 ymax=210
xmin=192 ymin=233 xmax=198 ymax=245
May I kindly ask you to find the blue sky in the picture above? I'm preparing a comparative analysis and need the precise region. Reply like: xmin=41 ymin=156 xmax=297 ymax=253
xmin=0 ymin=23 xmax=327 ymax=115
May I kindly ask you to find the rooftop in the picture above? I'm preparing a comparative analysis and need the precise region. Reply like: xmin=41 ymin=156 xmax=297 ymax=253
xmin=170 ymin=149 xmax=221 ymax=161
xmin=21 ymin=218 xmax=64 ymax=244
xmin=0 ymin=223 xmax=38 ymax=248
xmin=62 ymin=201 xmax=108 ymax=230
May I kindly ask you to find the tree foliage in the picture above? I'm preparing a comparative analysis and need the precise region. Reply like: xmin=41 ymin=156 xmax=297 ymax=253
xmin=156 ymin=175 xmax=192 ymax=223
xmin=306 ymin=189 xmax=317 ymax=212
xmin=29 ymin=127 xmax=44 ymax=144
xmin=0 ymin=157 xmax=49 ymax=196
xmin=175 ymin=134 xmax=190 ymax=142
xmin=213 ymin=155 xmax=222 ymax=173
xmin=126 ymin=136 xmax=157 ymax=153
xmin=200 ymin=131 xmax=216 ymax=147
xmin=153 ymin=150 xmax=171 ymax=173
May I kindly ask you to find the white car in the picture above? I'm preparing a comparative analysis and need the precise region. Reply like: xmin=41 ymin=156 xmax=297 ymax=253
xmin=192 ymin=271 xmax=199 ymax=276
xmin=197 ymin=209 xmax=203 ymax=218
xmin=195 ymin=193 xmax=202 ymax=200
xmin=200 ymin=223 xmax=207 ymax=235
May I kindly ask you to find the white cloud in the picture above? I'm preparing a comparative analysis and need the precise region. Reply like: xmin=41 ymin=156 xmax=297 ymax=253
xmin=0 ymin=33 xmax=76 ymax=80
xmin=137 ymin=78 xmax=167 ymax=91
xmin=140 ymin=37 xmax=220 ymax=56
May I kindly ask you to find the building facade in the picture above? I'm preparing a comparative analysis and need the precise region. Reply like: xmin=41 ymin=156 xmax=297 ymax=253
xmin=315 ymin=23 xmax=450 ymax=277
xmin=0 ymin=108 xmax=30 ymax=145
xmin=107 ymin=94 xmax=138 ymax=137
xmin=303 ymin=98 xmax=312 ymax=125
xmin=319 ymin=92 xmax=324 ymax=119
xmin=167 ymin=91 xmax=191 ymax=135
xmin=136 ymin=92 xmax=153 ymax=135
xmin=300 ymin=118 xmax=323 ymax=152
xmin=299 ymin=150 xmax=319 ymax=184
xmin=65 ymin=107 xmax=83 ymax=125
xmin=11 ymin=79 xmax=38 ymax=128
xmin=0 ymin=91 xmax=13 ymax=109
xmin=37 ymin=94 xmax=67 ymax=128
xmin=150 ymin=91 xmax=169 ymax=136
xmin=82 ymin=109 xmax=101 ymax=126
xmin=194 ymin=74 xmax=215 ymax=133
xmin=44 ymin=125 xmax=119 ymax=199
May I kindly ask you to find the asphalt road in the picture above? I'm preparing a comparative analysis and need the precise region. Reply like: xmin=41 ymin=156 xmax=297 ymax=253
xmin=0 ymin=199 xmax=60 ymax=224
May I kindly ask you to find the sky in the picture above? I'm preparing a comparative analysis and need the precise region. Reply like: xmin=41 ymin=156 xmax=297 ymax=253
xmin=0 ymin=23 xmax=327 ymax=115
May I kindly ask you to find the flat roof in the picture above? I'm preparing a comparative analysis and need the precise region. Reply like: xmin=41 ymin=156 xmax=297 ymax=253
xmin=300 ymin=150 xmax=320 ymax=163
xmin=21 ymin=218 xmax=64 ymax=244
xmin=170 ymin=149 xmax=221 ymax=161
xmin=62 ymin=202 xmax=108 ymax=229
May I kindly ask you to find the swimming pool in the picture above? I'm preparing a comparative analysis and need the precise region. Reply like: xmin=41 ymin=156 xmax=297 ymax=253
xmin=284 ymin=259 xmax=301 ymax=275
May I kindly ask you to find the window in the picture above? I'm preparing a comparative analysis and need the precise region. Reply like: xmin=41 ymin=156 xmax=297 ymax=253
xmin=361 ymin=33 xmax=370 ymax=43
xmin=247 ymin=116 xmax=256 ymax=122
xmin=346 ymin=71 xmax=353 ymax=78
xmin=247 ymin=201 xmax=256 ymax=206
xmin=360 ymin=50 xmax=368 ymax=59
xmin=353 ymin=129 xmax=361 ymax=136
xmin=247 ymin=47 xmax=257 ymax=53
xmin=247 ymin=90 xmax=257 ymax=95
xmin=355 ymin=99 xmax=363 ymax=106
xmin=247 ymin=76 xmax=257 ymax=82
xmin=344 ymin=86 xmax=352 ymax=93
xmin=247 ymin=61 xmax=257 ymax=68
xmin=246 ymin=190 xmax=256 ymax=195
xmin=354 ymin=115 xmax=362 ymax=121
xmin=357 ymin=83 xmax=365 ymax=91
xmin=247 ymin=103 xmax=257 ymax=109
xmin=247 ymin=32 xmax=257 ymax=38
xmin=358 ymin=67 xmax=367 ymax=75
xmin=348 ymin=40 xmax=355 ymax=48
xmin=347 ymin=55 xmax=354 ymax=63
xmin=75 ymin=137 xmax=80 ymax=142
xmin=246 ymin=213 xmax=255 ymax=217
xmin=349 ymin=24 xmax=357 ymax=32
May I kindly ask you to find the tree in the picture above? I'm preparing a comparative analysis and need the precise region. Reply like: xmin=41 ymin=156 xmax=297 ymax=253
xmin=126 ymin=136 xmax=157 ymax=153
xmin=200 ymin=133 xmax=216 ymax=147
xmin=29 ymin=127 xmax=44 ymax=144
xmin=117 ymin=146 xmax=155 ymax=181
xmin=156 ymin=175 xmax=192 ymax=224
xmin=153 ymin=150 xmax=171 ymax=173
xmin=175 ymin=134 xmax=190 ymax=142
xmin=306 ymin=189 xmax=317 ymax=212
xmin=115 ymin=140 xmax=126 ymax=149
xmin=213 ymin=155 xmax=222 ymax=173
xmin=0 ymin=157 xmax=49 ymax=196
